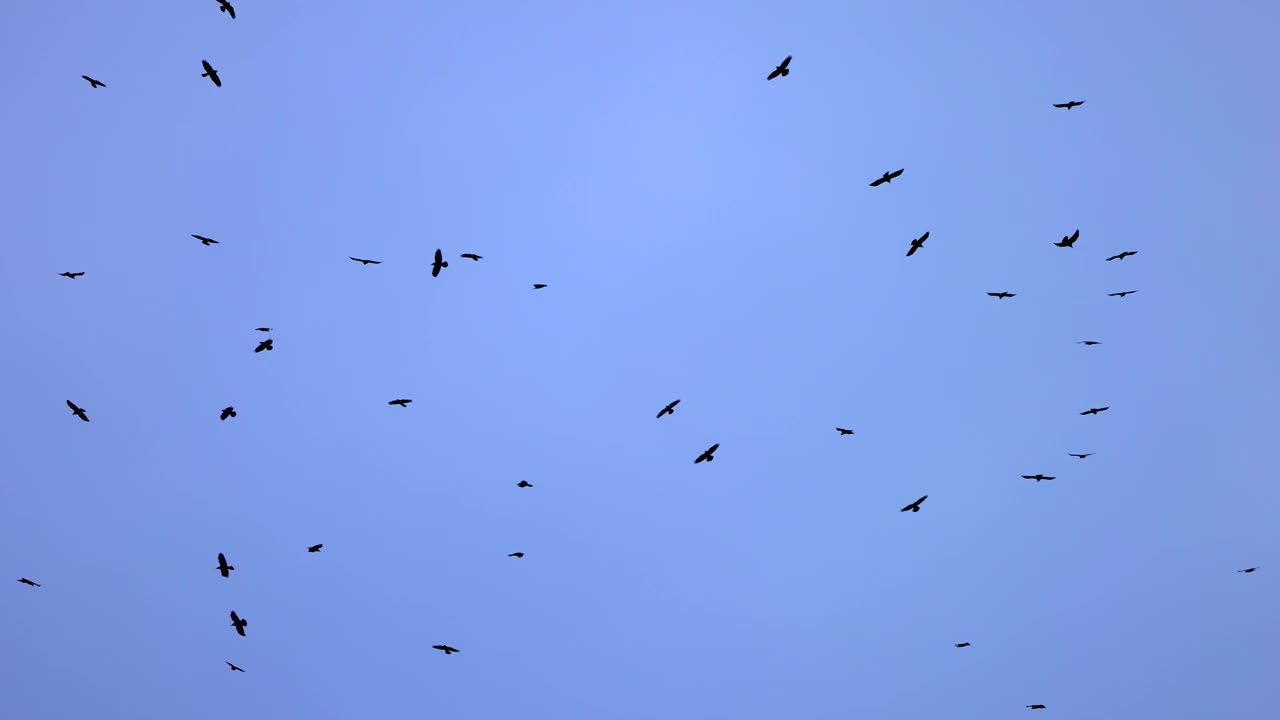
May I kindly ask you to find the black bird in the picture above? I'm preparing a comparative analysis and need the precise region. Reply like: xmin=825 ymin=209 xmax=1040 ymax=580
xmin=201 ymin=60 xmax=222 ymax=87
xmin=388 ymin=399 xmax=412 ymax=407
xmin=1239 ymin=567 xmax=1258 ymax=573
xmin=1069 ymin=453 xmax=1093 ymax=459
xmin=1080 ymin=406 xmax=1110 ymax=415
xmin=82 ymin=75 xmax=106 ymax=88
xmin=255 ymin=327 xmax=271 ymax=332
xmin=1055 ymin=229 xmax=1080 ymax=247
xmin=307 ymin=544 xmax=323 ymax=553
xmin=987 ymin=292 xmax=1016 ymax=299
xmin=836 ymin=427 xmax=855 ymax=436
xmin=1054 ymin=99 xmax=1085 ymax=109
xmin=66 ymin=400 xmax=90 ymax=422
xmin=906 ymin=231 xmax=930 ymax=257
xmin=433 ymin=645 xmax=459 ymax=655
xmin=656 ymin=399 xmax=680 ymax=418
xmin=508 ymin=552 xmax=524 ymax=558
xmin=1021 ymin=474 xmax=1056 ymax=482
xmin=1027 ymin=705 xmax=1047 ymax=710
xmin=955 ymin=642 xmax=971 ymax=648
xmin=193 ymin=234 xmax=218 ymax=246
xmin=431 ymin=248 xmax=448 ymax=277
xmin=229 ymin=611 xmax=247 ymax=636
xmin=1077 ymin=340 xmax=1101 ymax=346
xmin=59 ymin=272 xmax=85 ymax=279
xmin=254 ymin=339 xmax=273 ymax=353
xmin=767 ymin=55 xmax=792 ymax=80
xmin=220 ymin=407 xmax=236 ymax=421
xmin=216 ymin=553 xmax=234 ymax=578
xmin=532 ymin=283 xmax=548 ymax=289
xmin=216 ymin=0 xmax=236 ymax=19
xmin=226 ymin=662 xmax=245 ymax=672
xmin=517 ymin=480 xmax=532 ymax=488
xmin=694 ymin=443 xmax=720 ymax=463
xmin=349 ymin=257 xmax=381 ymax=265
xmin=901 ymin=495 xmax=928 ymax=513
xmin=1109 ymin=290 xmax=1137 ymax=298
xmin=1106 ymin=251 xmax=1138 ymax=261
xmin=870 ymin=169 xmax=905 ymax=187
xmin=460 ymin=253 xmax=482 ymax=261
xmin=17 ymin=578 xmax=41 ymax=587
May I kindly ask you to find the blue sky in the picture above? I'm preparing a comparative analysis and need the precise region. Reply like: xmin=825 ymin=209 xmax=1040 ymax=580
xmin=3 ymin=1 xmax=1277 ymax=718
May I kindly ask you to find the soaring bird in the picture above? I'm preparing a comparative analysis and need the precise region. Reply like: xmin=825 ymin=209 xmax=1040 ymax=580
xmin=1106 ymin=251 xmax=1137 ymax=261
xmin=254 ymin=339 xmax=273 ymax=353
xmin=1108 ymin=290 xmax=1137 ymax=298
xmin=229 ymin=611 xmax=247 ymax=636
xmin=59 ymin=272 xmax=85 ymax=279
xmin=517 ymin=480 xmax=532 ymax=488
xmin=870 ymin=168 xmax=905 ymax=187
xmin=1053 ymin=99 xmax=1085 ymax=109
xmin=1027 ymin=705 xmax=1047 ymax=710
xmin=656 ymin=399 xmax=680 ymax=418
xmin=906 ymin=231 xmax=930 ymax=257
xmin=508 ymin=552 xmax=525 ymax=558
xmin=433 ymin=645 xmax=460 ymax=655
xmin=216 ymin=553 xmax=234 ymax=578
xmin=307 ymin=544 xmax=323 ymax=553
xmin=1055 ymin=229 xmax=1080 ymax=247
xmin=17 ymin=578 xmax=41 ymax=587
xmin=767 ymin=55 xmax=792 ymax=80
xmin=836 ymin=427 xmax=855 ymax=436
xmin=388 ymin=399 xmax=412 ymax=407
xmin=192 ymin=234 xmax=218 ymax=246
xmin=1077 ymin=340 xmax=1101 ymax=346
xmin=1021 ymin=474 xmax=1056 ymax=482
xmin=532 ymin=283 xmax=548 ymax=289
xmin=226 ymin=662 xmax=245 ymax=672
xmin=201 ymin=60 xmax=222 ymax=87
xmin=901 ymin=495 xmax=928 ymax=512
xmin=1080 ymin=406 xmax=1110 ymax=415
xmin=431 ymin=249 xmax=448 ymax=277
xmin=82 ymin=75 xmax=106 ymax=88
xmin=987 ymin=292 xmax=1016 ymax=299
xmin=694 ymin=443 xmax=720 ymax=463
xmin=955 ymin=642 xmax=971 ymax=648
xmin=66 ymin=400 xmax=90 ymax=422
xmin=216 ymin=0 xmax=236 ymax=19
xmin=220 ymin=407 xmax=237 ymax=421
xmin=255 ymin=327 xmax=271 ymax=332
xmin=1069 ymin=453 xmax=1094 ymax=459
xmin=349 ymin=257 xmax=381 ymax=265
xmin=1239 ymin=567 xmax=1258 ymax=573
xmin=460 ymin=253 xmax=482 ymax=261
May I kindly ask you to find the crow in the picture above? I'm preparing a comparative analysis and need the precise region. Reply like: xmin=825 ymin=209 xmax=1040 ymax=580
xmin=767 ymin=55 xmax=792 ymax=80
xmin=216 ymin=553 xmax=234 ymax=578
xmin=82 ymin=75 xmax=106 ymax=88
xmin=433 ymin=645 xmax=459 ymax=655
xmin=1077 ymin=341 xmax=1101 ymax=346
xmin=955 ymin=642 xmax=971 ymax=648
xmin=987 ymin=292 xmax=1016 ymax=299
xmin=18 ymin=578 xmax=41 ymax=587
xmin=307 ymin=544 xmax=323 ymax=553
xmin=349 ymin=257 xmax=381 ymax=265
xmin=1080 ymin=406 xmax=1109 ymax=415
xmin=1068 ymin=453 xmax=1093 ymax=459
xmin=431 ymin=248 xmax=448 ymax=277
xmin=1106 ymin=251 xmax=1137 ymax=262
xmin=870 ymin=168 xmax=905 ymax=187
xmin=216 ymin=0 xmax=236 ymax=19
xmin=901 ymin=495 xmax=928 ymax=513
xmin=517 ymin=480 xmax=532 ymax=488
xmin=1108 ymin=290 xmax=1137 ymax=298
xmin=1027 ymin=705 xmax=1047 ymax=710
xmin=192 ymin=234 xmax=219 ymax=246
xmin=836 ymin=427 xmax=855 ymax=436
xmin=460 ymin=253 xmax=482 ymax=261
xmin=657 ymin=399 xmax=680 ymax=418
xmin=230 ymin=611 xmax=247 ymax=636
xmin=508 ymin=552 xmax=525 ymax=558
xmin=226 ymin=662 xmax=245 ymax=672
xmin=533 ymin=283 xmax=548 ymax=289
xmin=694 ymin=443 xmax=720 ymax=463
xmin=1021 ymin=474 xmax=1056 ymax=482
xmin=906 ymin=231 xmax=930 ymax=257
xmin=59 ymin=272 xmax=85 ymax=279
xmin=201 ymin=60 xmax=222 ymax=87
xmin=388 ymin=399 xmax=412 ymax=407
xmin=255 ymin=327 xmax=271 ymax=332
xmin=1055 ymin=229 xmax=1080 ymax=247
xmin=1239 ymin=567 xmax=1258 ymax=573
xmin=67 ymin=400 xmax=90 ymax=422
xmin=1053 ymin=99 xmax=1085 ymax=109
xmin=220 ymin=407 xmax=236 ymax=421
xmin=254 ymin=339 xmax=273 ymax=353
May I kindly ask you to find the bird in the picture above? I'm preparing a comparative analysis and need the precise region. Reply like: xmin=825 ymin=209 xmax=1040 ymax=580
xmin=255 ymin=327 xmax=271 ymax=332
xmin=59 ymin=272 xmax=85 ymax=279
xmin=901 ymin=495 xmax=928 ymax=513
xmin=508 ymin=552 xmax=525 ymax=558
xmin=1054 ymin=229 xmax=1080 ymax=247
xmin=216 ymin=553 xmax=234 ymax=578
xmin=656 ymin=399 xmax=680 ymax=418
xmin=307 ymin=544 xmax=323 ymax=553
xmin=955 ymin=642 xmax=971 ymax=648
xmin=987 ymin=292 xmax=1016 ymax=299
xmin=460 ymin=253 xmax=482 ymax=261
xmin=201 ymin=60 xmax=222 ymax=87
xmin=225 ymin=662 xmax=245 ymax=672
xmin=82 ymin=75 xmax=106 ymax=88
xmin=1054 ymin=99 xmax=1085 ymax=109
xmin=1021 ymin=474 xmax=1056 ymax=482
xmin=388 ymin=399 xmax=412 ymax=407
xmin=17 ymin=578 xmax=41 ymax=587
xmin=836 ymin=427 xmax=855 ymax=436
xmin=517 ymin=480 xmax=532 ymax=488
xmin=1078 ymin=340 xmax=1101 ymax=346
xmin=349 ymin=257 xmax=381 ymax=265
xmin=1069 ymin=453 xmax=1094 ymax=459
xmin=431 ymin=248 xmax=448 ymax=277
xmin=870 ymin=168 xmax=905 ymax=187
xmin=532 ymin=283 xmax=548 ymax=289
xmin=192 ymin=234 xmax=218 ymax=246
xmin=1239 ymin=567 xmax=1258 ymax=573
xmin=66 ymin=400 xmax=90 ymax=422
xmin=215 ymin=0 xmax=236 ymax=19
xmin=1080 ymin=406 xmax=1110 ymax=415
xmin=1109 ymin=290 xmax=1138 ymax=298
xmin=767 ymin=55 xmax=792 ymax=80
xmin=433 ymin=645 xmax=460 ymax=655
xmin=694 ymin=443 xmax=720 ymax=463
xmin=254 ymin=339 xmax=273 ymax=353
xmin=229 ymin=611 xmax=247 ymax=636
xmin=906 ymin=231 xmax=930 ymax=257
xmin=1106 ymin=250 xmax=1138 ymax=261
xmin=220 ymin=406 xmax=236 ymax=421
xmin=1027 ymin=705 xmax=1047 ymax=710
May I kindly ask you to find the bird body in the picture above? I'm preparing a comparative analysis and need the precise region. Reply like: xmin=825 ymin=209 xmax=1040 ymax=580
xmin=767 ymin=55 xmax=792 ymax=80
xmin=220 ymin=406 xmax=236 ymax=421
xmin=82 ymin=75 xmax=106 ymax=88
xmin=201 ymin=60 xmax=222 ymax=87
xmin=694 ymin=443 xmax=720 ymax=463
xmin=870 ymin=168 xmax=904 ymax=187
xmin=67 ymin=400 xmax=90 ymax=422
xmin=657 ymin=399 xmax=680 ymax=418
xmin=1078 ymin=341 xmax=1101 ymax=346
xmin=517 ymin=480 xmax=532 ymax=488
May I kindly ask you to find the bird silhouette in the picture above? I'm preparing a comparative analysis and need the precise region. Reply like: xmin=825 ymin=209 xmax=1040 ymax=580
xmin=229 ymin=611 xmax=247 ymax=636
xmin=17 ymin=578 xmax=41 ymax=587
xmin=1239 ymin=567 xmax=1258 ymax=573
xmin=1069 ymin=453 xmax=1094 ymax=459
xmin=1080 ymin=406 xmax=1110 ymax=415
xmin=901 ymin=495 xmax=928 ymax=512
xmin=955 ymin=642 xmax=971 ymax=648
xmin=1027 ymin=705 xmax=1047 ymax=710
xmin=82 ymin=75 xmax=106 ymax=88
xmin=66 ymin=400 xmax=90 ymax=422
xmin=1053 ymin=99 xmax=1085 ymax=109
xmin=508 ymin=552 xmax=525 ymax=558
xmin=870 ymin=168 xmax=904 ymax=187
xmin=517 ymin=480 xmax=532 ymax=488
xmin=201 ymin=60 xmax=222 ymax=87
xmin=254 ymin=339 xmax=273 ymax=353
xmin=1077 ymin=341 xmax=1101 ymax=346
xmin=836 ymin=427 xmax=855 ymax=435
xmin=255 ymin=327 xmax=271 ymax=332
xmin=987 ymin=292 xmax=1016 ymax=299
xmin=1021 ymin=474 xmax=1056 ymax=482
xmin=216 ymin=0 xmax=236 ymax=19
xmin=1054 ymin=229 xmax=1080 ymax=247
xmin=433 ymin=645 xmax=459 ymax=655
xmin=226 ymin=662 xmax=245 ymax=672
xmin=216 ymin=553 xmax=234 ymax=578
xmin=192 ymin=234 xmax=218 ymax=246
xmin=431 ymin=249 xmax=448 ymax=277
xmin=460 ymin=253 xmax=482 ymax=261
xmin=1106 ymin=251 xmax=1138 ymax=262
xmin=307 ymin=544 xmax=323 ymax=553
xmin=59 ymin=272 xmax=85 ymax=279
xmin=349 ymin=257 xmax=381 ymax=265
xmin=767 ymin=55 xmax=792 ymax=80
xmin=906 ymin=231 xmax=930 ymax=257
xmin=694 ymin=443 xmax=720 ymax=463
xmin=532 ymin=283 xmax=548 ymax=289
xmin=220 ymin=407 xmax=236 ymax=421
xmin=1109 ymin=290 xmax=1137 ymax=298
xmin=656 ymin=399 xmax=680 ymax=418
xmin=388 ymin=399 xmax=412 ymax=407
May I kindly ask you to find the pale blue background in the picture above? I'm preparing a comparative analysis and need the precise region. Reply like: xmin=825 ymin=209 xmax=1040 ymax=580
xmin=3 ymin=2 xmax=1277 ymax=718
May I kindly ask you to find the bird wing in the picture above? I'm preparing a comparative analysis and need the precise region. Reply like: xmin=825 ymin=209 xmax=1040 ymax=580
xmin=227 ymin=6 xmax=236 ymax=18
xmin=435 ymin=249 xmax=444 ymax=264
xmin=1070 ymin=229 xmax=1080 ymax=241
xmin=918 ymin=231 xmax=929 ymax=242
xmin=767 ymin=68 xmax=781 ymax=80
xmin=905 ymin=245 xmax=918 ymax=257
xmin=67 ymin=400 xmax=80 ymax=412
xmin=1053 ymin=103 xmax=1068 ymax=108
xmin=202 ymin=60 xmax=214 ymax=72
xmin=779 ymin=56 xmax=791 ymax=69
xmin=869 ymin=177 xmax=886 ymax=187
xmin=889 ymin=169 xmax=904 ymax=179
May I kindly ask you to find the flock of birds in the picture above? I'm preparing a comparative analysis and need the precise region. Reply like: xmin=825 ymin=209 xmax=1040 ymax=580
xmin=16 ymin=4 xmax=1264 ymax=714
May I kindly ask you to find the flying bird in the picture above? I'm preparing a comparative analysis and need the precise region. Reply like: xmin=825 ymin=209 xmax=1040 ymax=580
xmin=1239 ymin=567 xmax=1258 ymax=573
xmin=433 ymin=645 xmax=459 ymax=655
xmin=201 ymin=60 xmax=222 ymax=87
xmin=1069 ymin=453 xmax=1093 ymax=459
xmin=1106 ymin=251 xmax=1137 ymax=261
xmin=59 ymin=272 xmax=85 ymax=279
xmin=1055 ymin=229 xmax=1080 ymax=247
xmin=17 ymin=578 xmax=41 ymax=587
xmin=431 ymin=248 xmax=448 ymax=277
xmin=216 ymin=0 xmax=236 ymax=19
xmin=349 ymin=257 xmax=381 ymax=265
xmin=1054 ymin=99 xmax=1085 ymax=109
xmin=836 ymin=427 xmax=855 ymax=436
xmin=255 ymin=327 xmax=271 ymax=332
xmin=955 ymin=642 xmax=971 ymax=648
xmin=82 ymin=75 xmax=106 ymax=88
xmin=901 ymin=495 xmax=928 ymax=513
xmin=460 ymin=253 xmax=482 ymax=261
xmin=216 ymin=553 xmax=234 ymax=578
xmin=1080 ymin=406 xmax=1110 ymax=415
xmin=307 ymin=544 xmax=323 ymax=553
xmin=1021 ymin=474 xmax=1056 ymax=482
xmin=987 ymin=292 xmax=1016 ymax=299
xmin=229 ymin=611 xmax=247 ymax=636
xmin=656 ymin=399 xmax=680 ymax=418
xmin=508 ymin=552 xmax=525 ymax=558
xmin=870 ymin=168 xmax=905 ymax=187
xmin=694 ymin=443 xmax=720 ymax=463
xmin=767 ymin=55 xmax=792 ymax=80
xmin=532 ymin=283 xmax=547 ymax=289
xmin=226 ymin=662 xmax=245 ymax=672
xmin=388 ymin=399 xmax=412 ymax=407
xmin=1077 ymin=340 xmax=1101 ymax=346
xmin=220 ymin=406 xmax=236 ymax=421
xmin=192 ymin=234 xmax=218 ymax=246
xmin=517 ymin=480 xmax=532 ymax=488
xmin=906 ymin=231 xmax=930 ymax=257
xmin=1026 ymin=705 xmax=1047 ymax=710
xmin=254 ymin=339 xmax=273 ymax=353
xmin=66 ymin=400 xmax=90 ymax=422
xmin=1108 ymin=290 xmax=1137 ymax=298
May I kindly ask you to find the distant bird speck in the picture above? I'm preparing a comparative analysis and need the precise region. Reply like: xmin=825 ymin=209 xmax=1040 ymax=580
xmin=433 ymin=645 xmax=459 ymax=655
xmin=1080 ymin=406 xmax=1110 ymax=415
xmin=955 ymin=642 xmax=971 ymax=648
xmin=1069 ymin=453 xmax=1093 ymax=459
xmin=59 ymin=272 xmax=85 ymax=279
xmin=870 ymin=168 xmax=904 ymax=187
xmin=1021 ymin=474 xmax=1056 ymax=482
xmin=1054 ymin=229 xmax=1080 ymax=247
xmin=1077 ymin=341 xmax=1101 ymax=346
xmin=220 ymin=407 xmax=236 ymax=421
xmin=201 ymin=60 xmax=222 ymax=87
xmin=694 ymin=443 xmax=720 ymax=464
xmin=901 ymin=495 xmax=928 ymax=513
xmin=1239 ymin=567 xmax=1258 ymax=573
xmin=192 ymin=234 xmax=218 ymax=246
xmin=460 ymin=253 xmax=482 ymax=261
xmin=431 ymin=249 xmax=448 ymax=277
xmin=215 ymin=0 xmax=236 ymax=19
xmin=767 ymin=55 xmax=792 ymax=80
xmin=349 ymin=257 xmax=381 ymax=265
xmin=18 ymin=578 xmax=41 ymax=587
xmin=229 ymin=611 xmax=247 ymax=636
xmin=1053 ymin=99 xmax=1085 ymax=109
xmin=1108 ymin=290 xmax=1137 ymax=298
xmin=533 ymin=283 xmax=547 ymax=289
xmin=906 ymin=231 xmax=930 ymax=257
xmin=226 ymin=662 xmax=244 ymax=672
xmin=517 ymin=480 xmax=532 ymax=488
xmin=307 ymin=544 xmax=323 ymax=553
xmin=987 ymin=292 xmax=1016 ymax=299
xmin=1027 ymin=705 xmax=1047 ymax=710
xmin=66 ymin=400 xmax=90 ymax=422
xmin=1106 ymin=251 xmax=1137 ymax=261
xmin=82 ymin=75 xmax=106 ymax=88
xmin=388 ymin=399 xmax=412 ymax=407
xmin=836 ymin=427 xmax=855 ymax=435
xmin=216 ymin=553 xmax=234 ymax=578
xmin=656 ymin=399 xmax=680 ymax=418
xmin=508 ymin=552 xmax=524 ymax=558
xmin=254 ymin=339 xmax=273 ymax=353
xmin=255 ymin=327 xmax=271 ymax=332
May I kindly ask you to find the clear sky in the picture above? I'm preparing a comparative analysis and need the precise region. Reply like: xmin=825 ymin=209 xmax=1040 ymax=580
xmin=3 ymin=1 xmax=1277 ymax=718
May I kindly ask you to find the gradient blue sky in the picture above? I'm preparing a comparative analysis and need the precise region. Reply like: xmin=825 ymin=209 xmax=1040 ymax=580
xmin=3 ymin=2 xmax=1277 ymax=718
